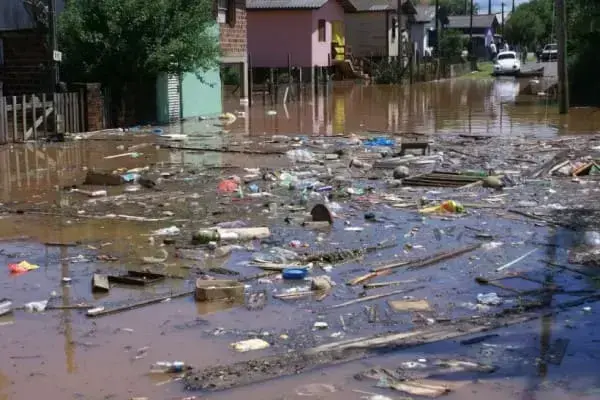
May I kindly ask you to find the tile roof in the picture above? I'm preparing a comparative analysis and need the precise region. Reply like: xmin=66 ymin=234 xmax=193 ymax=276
xmin=246 ymin=0 xmax=356 ymax=11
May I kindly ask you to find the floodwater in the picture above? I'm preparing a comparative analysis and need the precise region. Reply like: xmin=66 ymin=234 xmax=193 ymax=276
xmin=222 ymin=79 xmax=600 ymax=137
xmin=1 ymin=78 xmax=600 ymax=400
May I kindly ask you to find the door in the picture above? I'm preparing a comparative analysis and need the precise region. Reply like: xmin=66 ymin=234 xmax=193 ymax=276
xmin=331 ymin=21 xmax=345 ymax=61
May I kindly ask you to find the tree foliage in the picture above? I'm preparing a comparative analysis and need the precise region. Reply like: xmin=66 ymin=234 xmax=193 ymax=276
xmin=439 ymin=29 xmax=468 ymax=61
xmin=58 ymin=0 xmax=219 ymax=88
xmin=503 ymin=0 xmax=553 ymax=47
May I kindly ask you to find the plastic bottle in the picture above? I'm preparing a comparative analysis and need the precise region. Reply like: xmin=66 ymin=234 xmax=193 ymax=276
xmin=149 ymin=361 xmax=190 ymax=374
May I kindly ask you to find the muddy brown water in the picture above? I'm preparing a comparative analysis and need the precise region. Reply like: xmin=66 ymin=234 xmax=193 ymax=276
xmin=223 ymin=79 xmax=600 ymax=137
xmin=1 ymin=79 xmax=600 ymax=400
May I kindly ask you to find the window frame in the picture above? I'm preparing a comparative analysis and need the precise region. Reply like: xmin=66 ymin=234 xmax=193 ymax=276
xmin=318 ymin=19 xmax=326 ymax=42
xmin=218 ymin=0 xmax=236 ymax=27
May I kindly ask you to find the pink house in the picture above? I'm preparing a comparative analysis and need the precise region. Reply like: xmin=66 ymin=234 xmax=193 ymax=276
xmin=247 ymin=0 xmax=357 ymax=68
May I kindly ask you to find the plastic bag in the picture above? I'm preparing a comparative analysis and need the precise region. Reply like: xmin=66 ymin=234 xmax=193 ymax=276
xmin=286 ymin=149 xmax=316 ymax=163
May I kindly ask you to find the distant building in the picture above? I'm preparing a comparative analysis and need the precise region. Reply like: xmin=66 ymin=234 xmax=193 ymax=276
xmin=247 ymin=0 xmax=357 ymax=72
xmin=446 ymin=14 xmax=500 ymax=59
xmin=344 ymin=0 xmax=416 ymax=60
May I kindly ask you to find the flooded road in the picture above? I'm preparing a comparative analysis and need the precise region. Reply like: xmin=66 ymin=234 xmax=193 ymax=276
xmin=223 ymin=79 xmax=600 ymax=137
xmin=1 ymin=78 xmax=600 ymax=400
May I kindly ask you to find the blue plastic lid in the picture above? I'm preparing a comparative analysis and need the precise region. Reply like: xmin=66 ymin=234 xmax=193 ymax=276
xmin=282 ymin=268 xmax=308 ymax=280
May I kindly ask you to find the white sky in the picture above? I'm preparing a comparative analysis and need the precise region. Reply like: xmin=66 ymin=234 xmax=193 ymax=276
xmin=475 ymin=0 xmax=530 ymax=13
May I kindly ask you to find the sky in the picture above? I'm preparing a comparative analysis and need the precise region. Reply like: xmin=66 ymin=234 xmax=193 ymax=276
xmin=475 ymin=0 xmax=530 ymax=13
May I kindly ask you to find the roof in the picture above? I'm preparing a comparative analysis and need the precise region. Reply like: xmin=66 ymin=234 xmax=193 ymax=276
xmin=446 ymin=14 xmax=497 ymax=29
xmin=246 ymin=0 xmax=357 ymax=11
xmin=348 ymin=0 xmax=394 ymax=12
xmin=1 ymin=0 xmax=64 ymax=31
xmin=413 ymin=4 xmax=435 ymax=22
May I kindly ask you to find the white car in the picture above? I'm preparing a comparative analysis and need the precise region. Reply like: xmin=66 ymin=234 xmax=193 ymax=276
xmin=493 ymin=51 xmax=521 ymax=75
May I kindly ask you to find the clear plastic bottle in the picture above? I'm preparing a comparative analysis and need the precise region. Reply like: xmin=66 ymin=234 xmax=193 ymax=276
xmin=149 ymin=361 xmax=189 ymax=374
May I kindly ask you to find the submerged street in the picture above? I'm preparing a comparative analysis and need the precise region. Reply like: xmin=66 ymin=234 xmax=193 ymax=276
xmin=2 ymin=78 xmax=600 ymax=400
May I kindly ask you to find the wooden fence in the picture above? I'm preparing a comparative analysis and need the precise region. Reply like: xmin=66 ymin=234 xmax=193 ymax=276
xmin=0 ymin=89 xmax=84 ymax=144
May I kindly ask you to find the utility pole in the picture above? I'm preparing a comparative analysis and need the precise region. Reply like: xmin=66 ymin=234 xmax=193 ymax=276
xmin=435 ymin=0 xmax=439 ymax=57
xmin=469 ymin=0 xmax=473 ymax=50
xmin=512 ymin=0 xmax=515 ymax=13
xmin=48 ymin=0 xmax=59 ymax=92
xmin=556 ymin=0 xmax=569 ymax=113
xmin=501 ymin=2 xmax=505 ymax=36
xmin=488 ymin=0 xmax=492 ymax=15
xmin=397 ymin=0 xmax=403 ymax=68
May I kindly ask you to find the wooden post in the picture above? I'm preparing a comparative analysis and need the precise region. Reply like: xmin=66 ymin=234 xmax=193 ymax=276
xmin=32 ymin=94 xmax=37 ymax=140
xmin=11 ymin=96 xmax=17 ymax=142
xmin=22 ymin=95 xmax=27 ymax=142
xmin=0 ymin=82 xmax=5 ymax=144
xmin=248 ymin=54 xmax=254 ymax=108
xmin=269 ymin=68 xmax=275 ymax=105
xmin=42 ymin=93 xmax=48 ymax=135
xmin=556 ymin=0 xmax=569 ymax=114
xmin=287 ymin=53 xmax=292 ymax=103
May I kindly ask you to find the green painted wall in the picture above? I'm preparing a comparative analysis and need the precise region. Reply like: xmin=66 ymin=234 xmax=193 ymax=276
xmin=155 ymin=73 xmax=170 ymax=124
xmin=156 ymin=22 xmax=222 ymax=124
xmin=181 ymin=67 xmax=222 ymax=119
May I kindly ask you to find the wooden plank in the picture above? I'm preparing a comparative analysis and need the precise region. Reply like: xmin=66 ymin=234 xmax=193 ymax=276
xmin=24 ymin=143 xmax=31 ymax=187
xmin=31 ymin=95 xmax=37 ymax=140
xmin=71 ymin=92 xmax=77 ymax=132
xmin=22 ymin=95 xmax=26 ymax=142
xmin=42 ymin=94 xmax=48 ymax=135
xmin=25 ymin=104 xmax=53 ymax=140
xmin=65 ymin=93 xmax=71 ymax=132
xmin=0 ymin=95 xmax=6 ymax=144
xmin=78 ymin=90 xmax=85 ymax=132
xmin=71 ymin=93 xmax=77 ymax=132
xmin=12 ymin=96 xmax=17 ymax=143
xmin=15 ymin=147 xmax=21 ymax=188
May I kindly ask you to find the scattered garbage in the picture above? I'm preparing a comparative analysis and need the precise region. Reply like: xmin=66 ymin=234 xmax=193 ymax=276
xmin=8 ymin=261 xmax=40 ymax=274
xmin=420 ymin=200 xmax=464 ymax=214
xmin=150 ymin=361 xmax=192 ymax=374
xmin=0 ymin=299 xmax=13 ymax=316
xmin=286 ymin=149 xmax=316 ymax=163
xmin=477 ymin=293 xmax=503 ymax=306
xmin=231 ymin=338 xmax=270 ymax=352
xmin=24 ymin=300 xmax=48 ymax=313
xmin=152 ymin=226 xmax=181 ymax=236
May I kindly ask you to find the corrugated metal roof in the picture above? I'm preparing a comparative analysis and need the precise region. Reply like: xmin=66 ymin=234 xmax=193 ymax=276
xmin=446 ymin=14 xmax=497 ymax=29
xmin=247 ymin=0 xmax=326 ymax=9
xmin=413 ymin=4 xmax=435 ymax=22
xmin=348 ymin=0 xmax=394 ymax=12
xmin=0 ymin=0 xmax=65 ymax=31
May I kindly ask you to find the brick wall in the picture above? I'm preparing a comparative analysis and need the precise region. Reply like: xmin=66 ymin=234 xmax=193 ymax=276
xmin=0 ymin=30 xmax=50 ymax=95
xmin=219 ymin=0 xmax=247 ymax=58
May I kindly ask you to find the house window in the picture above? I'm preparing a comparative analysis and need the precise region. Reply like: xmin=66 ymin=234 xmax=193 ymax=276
xmin=218 ymin=0 xmax=236 ymax=26
xmin=391 ymin=18 xmax=397 ymax=41
xmin=318 ymin=19 xmax=326 ymax=42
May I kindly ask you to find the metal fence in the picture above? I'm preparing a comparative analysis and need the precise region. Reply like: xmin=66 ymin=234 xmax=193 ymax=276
xmin=0 ymin=83 xmax=84 ymax=144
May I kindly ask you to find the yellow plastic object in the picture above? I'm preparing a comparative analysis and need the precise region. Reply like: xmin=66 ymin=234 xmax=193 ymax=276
xmin=420 ymin=200 xmax=465 ymax=214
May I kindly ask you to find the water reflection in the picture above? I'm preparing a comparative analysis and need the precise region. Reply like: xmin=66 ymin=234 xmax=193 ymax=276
xmin=223 ymin=80 xmax=600 ymax=137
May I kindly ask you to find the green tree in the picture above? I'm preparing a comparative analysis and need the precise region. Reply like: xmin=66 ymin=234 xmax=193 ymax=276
xmin=439 ymin=29 xmax=468 ymax=61
xmin=58 ymin=0 xmax=219 ymax=122
xmin=503 ymin=0 xmax=554 ymax=47
xmin=503 ymin=5 xmax=545 ymax=47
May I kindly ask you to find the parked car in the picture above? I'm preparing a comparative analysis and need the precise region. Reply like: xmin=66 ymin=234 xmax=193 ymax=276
xmin=493 ymin=51 xmax=521 ymax=76
xmin=540 ymin=43 xmax=558 ymax=61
